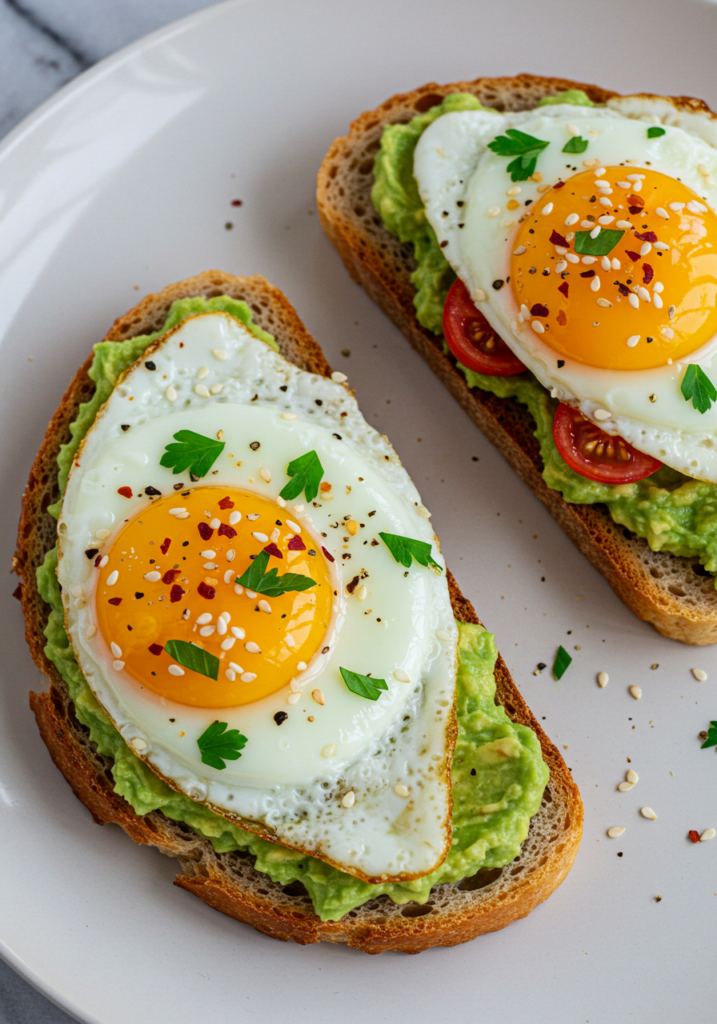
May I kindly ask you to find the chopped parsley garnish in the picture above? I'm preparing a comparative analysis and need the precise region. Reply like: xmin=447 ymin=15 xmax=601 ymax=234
xmin=340 ymin=667 xmax=388 ymax=701
xmin=379 ymin=532 xmax=442 ymax=571
xmin=487 ymin=128 xmax=550 ymax=181
xmin=701 ymin=721 xmax=717 ymax=748
xmin=197 ymin=720 xmax=248 ymax=770
xmin=164 ymin=639 xmax=219 ymax=680
xmin=553 ymin=645 xmax=572 ymax=680
xmin=681 ymin=365 xmax=717 ymax=414
xmin=647 ymin=126 xmax=666 ymax=139
xmin=573 ymin=228 xmax=624 ymax=256
xmin=279 ymin=449 xmax=324 ymax=503
xmin=236 ymin=548 xmax=316 ymax=597
xmin=160 ymin=430 xmax=225 ymax=478
xmin=562 ymin=135 xmax=588 ymax=154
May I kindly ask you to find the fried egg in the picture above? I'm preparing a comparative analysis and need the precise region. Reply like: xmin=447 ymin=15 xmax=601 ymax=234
xmin=57 ymin=311 xmax=457 ymax=883
xmin=414 ymin=97 xmax=717 ymax=482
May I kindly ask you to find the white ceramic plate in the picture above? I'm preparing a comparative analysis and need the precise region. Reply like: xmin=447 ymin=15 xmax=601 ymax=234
xmin=2 ymin=0 xmax=717 ymax=1020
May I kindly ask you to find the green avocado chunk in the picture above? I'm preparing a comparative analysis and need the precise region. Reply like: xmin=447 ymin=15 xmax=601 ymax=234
xmin=372 ymin=95 xmax=717 ymax=584
xmin=37 ymin=296 xmax=548 ymax=922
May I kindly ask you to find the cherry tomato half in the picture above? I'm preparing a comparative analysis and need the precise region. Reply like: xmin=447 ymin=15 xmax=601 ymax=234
xmin=442 ymin=279 xmax=526 ymax=376
xmin=553 ymin=403 xmax=662 ymax=484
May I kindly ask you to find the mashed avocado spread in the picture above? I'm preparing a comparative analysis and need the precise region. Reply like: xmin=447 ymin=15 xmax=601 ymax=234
xmin=373 ymin=93 xmax=717 ymax=582
xmin=37 ymin=296 xmax=548 ymax=921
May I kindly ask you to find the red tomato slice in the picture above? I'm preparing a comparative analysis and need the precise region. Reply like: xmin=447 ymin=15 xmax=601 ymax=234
xmin=442 ymin=279 xmax=526 ymax=376
xmin=553 ymin=403 xmax=662 ymax=484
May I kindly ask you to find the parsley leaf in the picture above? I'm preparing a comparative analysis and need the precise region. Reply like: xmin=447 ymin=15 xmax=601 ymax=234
xmin=488 ymin=128 xmax=550 ymax=182
xmin=573 ymin=228 xmax=625 ymax=256
xmin=647 ymin=126 xmax=666 ymax=139
xmin=197 ymin=720 xmax=248 ymax=770
xmin=236 ymin=549 xmax=316 ymax=597
xmin=701 ymin=721 xmax=717 ymax=749
xmin=340 ymin=667 xmax=389 ymax=701
xmin=553 ymin=645 xmax=572 ymax=680
xmin=379 ymin=532 xmax=442 ymax=571
xmin=562 ymin=135 xmax=588 ymax=154
xmin=279 ymin=450 xmax=324 ymax=503
xmin=164 ymin=639 xmax=219 ymax=680
xmin=681 ymin=364 xmax=717 ymax=414
xmin=160 ymin=430 xmax=225 ymax=477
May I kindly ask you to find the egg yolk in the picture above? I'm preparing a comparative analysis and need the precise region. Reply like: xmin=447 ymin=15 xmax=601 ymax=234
xmin=509 ymin=167 xmax=717 ymax=370
xmin=94 ymin=487 xmax=334 ymax=708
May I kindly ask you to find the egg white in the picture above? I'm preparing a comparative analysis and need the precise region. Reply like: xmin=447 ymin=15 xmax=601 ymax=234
xmin=58 ymin=312 xmax=458 ymax=881
xmin=414 ymin=100 xmax=717 ymax=482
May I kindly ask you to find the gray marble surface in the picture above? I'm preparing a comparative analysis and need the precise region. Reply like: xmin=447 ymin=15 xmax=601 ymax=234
xmin=0 ymin=2 xmax=221 ymax=1020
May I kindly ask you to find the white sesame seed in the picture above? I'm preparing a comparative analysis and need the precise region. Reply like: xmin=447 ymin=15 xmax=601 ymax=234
xmin=687 ymin=200 xmax=707 ymax=214
xmin=567 ymin=124 xmax=580 ymax=137
xmin=297 ymin=661 xmax=307 ymax=671
xmin=611 ymin=258 xmax=621 ymax=270
xmin=669 ymin=202 xmax=685 ymax=211
xmin=565 ymin=253 xmax=579 ymax=263
xmin=312 ymin=689 xmax=325 ymax=705
xmin=194 ymin=384 xmax=210 ymax=398
xmin=598 ymin=216 xmax=615 ymax=226
xmin=532 ymin=320 xmax=545 ymax=334
xmin=130 ymin=737 xmax=147 ymax=752
xmin=210 ymin=518 xmax=221 ymax=529
xmin=542 ymin=203 xmax=554 ymax=215
xmin=640 ymin=807 xmax=657 ymax=820
xmin=636 ymin=286 xmax=650 ymax=301
xmin=356 ymin=584 xmax=368 ymax=601
xmin=110 ymin=642 xmax=122 ymax=658
xmin=85 ymin=624 xmax=97 ymax=639
xmin=196 ymin=613 xmax=212 ymax=624
xmin=209 ymin=383 xmax=223 ymax=395
xmin=417 ymin=505 xmax=431 ymax=518
xmin=580 ymin=220 xmax=594 ymax=229
xmin=241 ymin=672 xmax=257 ymax=683
xmin=654 ymin=241 xmax=669 ymax=251
xmin=258 ymin=600 xmax=271 ymax=614
xmin=98 ymin=555 xmax=109 ymax=568
xmin=616 ymin=220 xmax=632 ymax=229
xmin=260 ymin=468 xmax=271 ymax=482
xmin=251 ymin=532 xmax=268 ymax=543
xmin=555 ymin=260 xmax=567 ymax=273
xmin=393 ymin=668 xmax=410 ymax=683
xmin=287 ymin=691 xmax=301 ymax=704
xmin=436 ymin=628 xmax=451 ymax=641
xmin=245 ymin=641 xmax=261 ymax=654
xmin=512 ymin=245 xmax=526 ymax=255
xmin=245 ymin=589 xmax=256 ymax=598
xmin=168 ymin=665 xmax=184 ymax=676
xmin=196 ymin=366 xmax=209 ymax=380
xmin=341 ymin=791 xmax=355 ymax=808
xmin=223 ymin=570 xmax=233 ymax=585
xmin=229 ymin=661 xmax=244 ymax=674
xmin=106 ymin=569 xmax=119 ymax=586
xmin=473 ymin=288 xmax=486 ymax=301
xmin=655 ymin=207 xmax=669 ymax=220
xmin=626 ymin=769 xmax=639 ymax=784
xmin=594 ymin=408 xmax=611 ymax=421
xmin=565 ymin=213 xmax=579 ymax=226
xmin=617 ymin=181 xmax=631 ymax=189
xmin=555 ymin=245 xmax=568 ymax=256
xmin=607 ymin=826 xmax=625 ymax=838
xmin=225 ymin=669 xmax=236 ymax=682
xmin=281 ymin=411 xmax=298 ymax=420
xmin=112 ymin=659 xmax=125 ymax=671
xmin=617 ymin=781 xmax=634 ymax=792
xmin=220 ymin=637 xmax=235 ymax=650
xmin=165 ymin=385 xmax=177 ymax=401
xmin=590 ymin=277 xmax=601 ymax=292
xmin=582 ymin=256 xmax=597 ymax=264
xmin=692 ymin=668 xmax=708 ymax=681
xmin=394 ymin=783 xmax=409 ymax=798
xmin=597 ymin=298 xmax=612 ymax=308
xmin=599 ymin=197 xmax=612 ymax=207
xmin=700 ymin=828 xmax=716 ymax=841
xmin=640 ymin=242 xmax=652 ymax=256
xmin=590 ymin=225 xmax=602 ymax=239
xmin=199 ymin=626 xmax=215 ymax=637
xmin=331 ymin=371 xmax=347 ymax=383
xmin=231 ymin=626 xmax=245 ymax=639
xmin=212 ymin=348 xmax=228 ymax=360
xmin=143 ymin=571 xmax=161 ymax=582
xmin=216 ymin=617 xmax=228 ymax=635
xmin=652 ymin=294 xmax=663 ymax=309
xmin=653 ymin=282 xmax=664 ymax=293
xmin=168 ymin=507 xmax=185 ymax=516
xmin=629 ymin=685 xmax=642 ymax=699
xmin=597 ymin=671 xmax=609 ymax=687
xmin=487 ymin=205 xmax=500 ymax=217
xmin=322 ymin=744 xmax=337 ymax=758
xmin=506 ymin=184 xmax=522 ymax=196
xmin=629 ymin=294 xmax=640 ymax=309
xmin=176 ymin=512 xmax=189 ymax=520
xmin=200 ymin=549 xmax=216 ymax=559
xmin=583 ymin=158 xmax=599 ymax=168
xmin=631 ymin=180 xmax=643 ymax=192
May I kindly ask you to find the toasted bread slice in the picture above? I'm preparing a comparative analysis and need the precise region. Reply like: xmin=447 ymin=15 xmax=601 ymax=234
xmin=316 ymin=74 xmax=717 ymax=645
xmin=14 ymin=271 xmax=582 ymax=953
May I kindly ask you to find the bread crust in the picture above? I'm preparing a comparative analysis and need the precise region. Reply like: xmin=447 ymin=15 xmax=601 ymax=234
xmin=316 ymin=73 xmax=717 ymax=645
xmin=15 ymin=271 xmax=582 ymax=952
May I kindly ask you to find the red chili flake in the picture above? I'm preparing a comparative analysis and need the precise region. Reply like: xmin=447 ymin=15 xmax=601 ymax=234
xmin=264 ymin=543 xmax=283 ymax=559
xmin=218 ymin=496 xmax=234 ymax=509
xmin=530 ymin=302 xmax=549 ymax=317
xmin=635 ymin=230 xmax=657 ymax=243
xmin=617 ymin=283 xmax=632 ymax=297
xmin=12 ymin=583 xmax=22 ymax=601
xmin=94 ymin=555 xmax=102 ymax=567
xmin=579 ymin=270 xmax=595 ymax=278
xmin=558 ymin=281 xmax=569 ymax=298
xmin=322 ymin=546 xmax=335 ymax=563
xmin=149 ymin=643 xmax=164 ymax=656
xmin=549 ymin=229 xmax=569 ymax=248
xmin=553 ymin=180 xmax=565 ymax=189
xmin=169 ymin=584 xmax=185 ymax=603
xmin=689 ymin=830 xmax=701 ymax=844
xmin=117 ymin=486 xmax=133 ymax=499
xmin=231 ymin=199 xmax=243 ymax=206
xmin=628 ymin=205 xmax=643 ymax=215
xmin=108 ymin=597 xmax=122 ymax=606
xmin=625 ymin=250 xmax=641 ymax=262
xmin=642 ymin=263 xmax=654 ymax=284
xmin=160 ymin=537 xmax=171 ymax=555
xmin=198 ymin=522 xmax=214 ymax=541
xmin=198 ymin=582 xmax=216 ymax=599
xmin=162 ymin=568 xmax=181 ymax=585
xmin=288 ymin=534 xmax=306 ymax=551
xmin=218 ymin=523 xmax=237 ymax=539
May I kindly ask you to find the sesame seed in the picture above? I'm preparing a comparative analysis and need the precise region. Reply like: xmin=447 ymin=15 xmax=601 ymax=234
xmin=196 ymin=613 xmax=212 ymax=624
xmin=567 ymin=124 xmax=580 ymax=137
xmin=200 ymin=549 xmax=216 ymax=559
xmin=222 ymin=569 xmax=233 ymax=585
xmin=583 ymin=158 xmax=599 ymax=168
xmin=356 ymin=585 xmax=368 ymax=601
xmin=582 ymin=256 xmax=597 ymax=264
xmin=417 ymin=505 xmax=431 ymax=518
xmin=565 ymin=213 xmax=579 ymax=226
xmin=655 ymin=207 xmax=669 ymax=220
xmin=209 ymin=383 xmax=223 ymax=395
xmin=251 ymin=532 xmax=268 ymax=543
xmin=687 ymin=200 xmax=707 ymax=213
xmin=216 ymin=617 xmax=228 ymax=634
xmin=130 ymin=737 xmax=147 ymax=752
xmin=506 ymin=184 xmax=522 ymax=196
xmin=99 ymin=555 xmax=109 ymax=568
xmin=598 ymin=216 xmax=615 ymax=226
xmin=393 ymin=668 xmax=410 ymax=683
xmin=107 ymin=570 xmax=119 ymax=586
xmin=245 ymin=589 xmax=256 ymax=598
xmin=225 ymin=669 xmax=236 ymax=682
xmin=669 ymin=202 xmax=685 ymax=211
xmin=617 ymin=181 xmax=631 ymax=189
xmin=566 ymin=253 xmax=579 ymax=263
xmin=487 ymin=205 xmax=501 ymax=217
xmin=110 ymin=642 xmax=122 ymax=658
xmin=626 ymin=769 xmax=638 ymax=784
xmin=168 ymin=507 xmax=186 ymax=516
xmin=112 ymin=660 xmax=125 ymax=671
xmin=555 ymin=245 xmax=568 ymax=255
xmin=555 ymin=260 xmax=567 ymax=273
xmin=596 ymin=298 xmax=612 ymax=308
xmin=287 ymin=692 xmax=301 ymax=704
xmin=212 ymin=349 xmax=228 ymax=360
xmin=668 ymin=305 xmax=676 ymax=319
xmin=542 ymin=203 xmax=554 ymax=215
xmin=322 ymin=744 xmax=337 ymax=758
xmin=629 ymin=685 xmax=642 ymax=699
xmin=231 ymin=626 xmax=245 ymax=639
xmin=312 ymin=689 xmax=325 ymax=705
xmin=394 ymin=783 xmax=409 ymax=798
xmin=168 ymin=665 xmax=184 ymax=676
xmin=512 ymin=245 xmax=526 ymax=255
xmin=210 ymin=518 xmax=221 ymax=529
xmin=636 ymin=286 xmax=651 ymax=301
xmin=85 ymin=624 xmax=97 ymax=639
xmin=221 ymin=637 xmax=235 ymax=650
xmin=143 ymin=571 xmax=161 ymax=582
xmin=654 ymin=241 xmax=669 ymax=251
xmin=597 ymin=671 xmax=609 ymax=687
xmin=640 ymin=242 xmax=652 ymax=256
xmin=594 ymin=408 xmax=611 ymax=420
xmin=245 ymin=641 xmax=261 ymax=654
xmin=241 ymin=672 xmax=257 ymax=683
xmin=692 ymin=668 xmax=708 ymax=681
xmin=341 ymin=791 xmax=356 ymax=808
xmin=607 ymin=826 xmax=625 ymax=838
xmin=611 ymin=258 xmax=621 ymax=270
xmin=331 ymin=371 xmax=347 ymax=383
xmin=618 ymin=781 xmax=634 ymax=792
xmin=196 ymin=366 xmax=209 ymax=379
xmin=532 ymin=320 xmax=545 ymax=334
xmin=228 ymin=662 xmax=244 ymax=674
xmin=590 ymin=225 xmax=602 ymax=239
xmin=282 ymin=411 xmax=298 ymax=420
xmin=700 ymin=828 xmax=716 ymax=841
xmin=199 ymin=626 xmax=215 ymax=637
xmin=629 ymin=294 xmax=640 ymax=310
xmin=640 ymin=807 xmax=657 ymax=820
xmin=616 ymin=220 xmax=632 ymax=229
xmin=599 ymin=197 xmax=612 ymax=207
xmin=259 ymin=468 xmax=271 ymax=483
xmin=194 ymin=384 xmax=210 ymax=398
xmin=473 ymin=288 xmax=486 ymax=301
xmin=591 ymin=277 xmax=601 ymax=292
xmin=166 ymin=386 xmax=177 ymax=401
xmin=258 ymin=600 xmax=271 ymax=614
xmin=297 ymin=661 xmax=307 ymax=671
